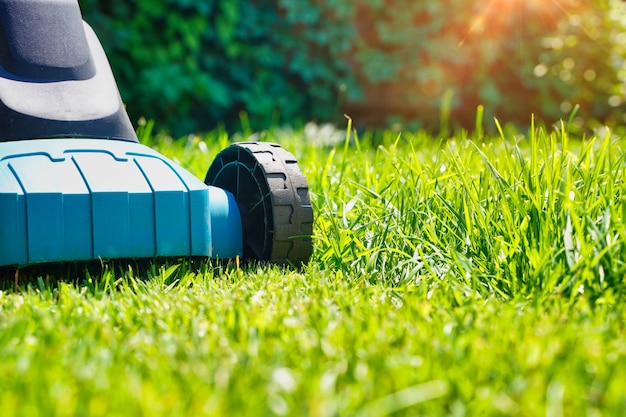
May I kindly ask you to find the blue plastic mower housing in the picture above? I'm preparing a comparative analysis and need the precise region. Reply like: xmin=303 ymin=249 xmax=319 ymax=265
xmin=0 ymin=139 xmax=243 ymax=266
xmin=0 ymin=0 xmax=313 ymax=268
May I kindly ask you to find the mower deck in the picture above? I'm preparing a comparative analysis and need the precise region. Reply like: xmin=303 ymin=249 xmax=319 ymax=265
xmin=0 ymin=0 xmax=313 ymax=268
xmin=0 ymin=139 xmax=242 ymax=267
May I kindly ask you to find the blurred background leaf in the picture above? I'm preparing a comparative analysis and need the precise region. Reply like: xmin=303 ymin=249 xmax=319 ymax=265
xmin=78 ymin=0 xmax=626 ymax=135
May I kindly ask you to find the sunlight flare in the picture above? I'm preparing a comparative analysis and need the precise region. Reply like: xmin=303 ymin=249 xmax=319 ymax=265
xmin=463 ymin=0 xmax=567 ymax=42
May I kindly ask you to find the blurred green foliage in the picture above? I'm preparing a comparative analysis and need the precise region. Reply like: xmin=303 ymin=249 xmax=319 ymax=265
xmin=351 ymin=0 xmax=626 ymax=131
xmin=79 ymin=0 xmax=356 ymax=135
xmin=78 ymin=0 xmax=626 ymax=135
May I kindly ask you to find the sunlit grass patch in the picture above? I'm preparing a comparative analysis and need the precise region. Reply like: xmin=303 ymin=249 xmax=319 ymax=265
xmin=1 ymin=122 xmax=626 ymax=416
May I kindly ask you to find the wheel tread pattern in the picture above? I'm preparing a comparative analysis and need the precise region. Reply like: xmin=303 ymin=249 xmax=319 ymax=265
xmin=239 ymin=142 xmax=313 ymax=265
xmin=206 ymin=142 xmax=313 ymax=265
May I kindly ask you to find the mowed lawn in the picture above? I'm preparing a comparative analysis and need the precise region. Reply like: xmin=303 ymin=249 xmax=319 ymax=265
xmin=1 ymin=121 xmax=626 ymax=416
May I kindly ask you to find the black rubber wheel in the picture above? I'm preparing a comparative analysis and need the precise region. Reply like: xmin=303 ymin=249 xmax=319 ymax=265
xmin=204 ymin=142 xmax=314 ymax=265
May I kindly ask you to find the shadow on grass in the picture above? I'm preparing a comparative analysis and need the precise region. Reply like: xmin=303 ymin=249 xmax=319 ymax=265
xmin=0 ymin=257 xmax=238 ymax=292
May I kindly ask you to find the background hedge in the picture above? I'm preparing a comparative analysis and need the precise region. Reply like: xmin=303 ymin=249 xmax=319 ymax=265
xmin=78 ymin=0 xmax=626 ymax=135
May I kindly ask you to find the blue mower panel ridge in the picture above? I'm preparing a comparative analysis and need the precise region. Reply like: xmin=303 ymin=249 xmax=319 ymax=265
xmin=0 ymin=139 xmax=242 ymax=267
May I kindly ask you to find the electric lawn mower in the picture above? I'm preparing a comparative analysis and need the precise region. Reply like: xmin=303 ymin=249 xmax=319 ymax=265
xmin=0 ymin=0 xmax=314 ymax=268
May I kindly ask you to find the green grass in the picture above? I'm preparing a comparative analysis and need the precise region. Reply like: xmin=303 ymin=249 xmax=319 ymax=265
xmin=2 ymin=120 xmax=626 ymax=416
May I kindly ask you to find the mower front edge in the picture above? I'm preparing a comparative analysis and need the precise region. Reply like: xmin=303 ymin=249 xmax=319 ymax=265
xmin=0 ymin=138 xmax=243 ymax=267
